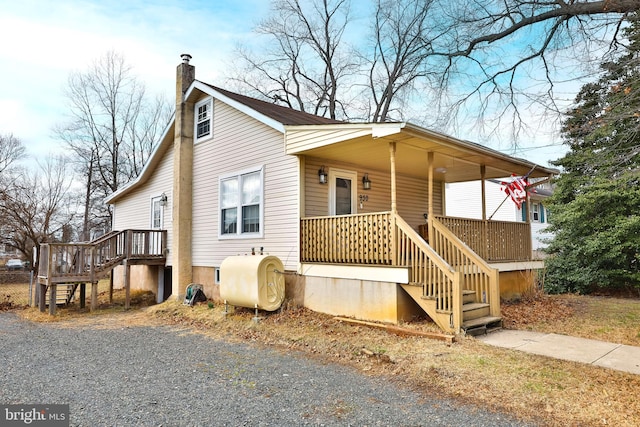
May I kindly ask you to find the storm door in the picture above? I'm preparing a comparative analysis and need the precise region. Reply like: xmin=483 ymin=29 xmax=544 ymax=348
xmin=329 ymin=169 xmax=357 ymax=215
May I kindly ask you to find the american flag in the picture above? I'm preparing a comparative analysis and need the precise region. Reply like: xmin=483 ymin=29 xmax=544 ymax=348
xmin=501 ymin=174 xmax=528 ymax=208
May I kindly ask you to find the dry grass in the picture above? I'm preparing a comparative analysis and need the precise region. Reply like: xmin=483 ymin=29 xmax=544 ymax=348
xmin=0 ymin=283 xmax=32 ymax=307
xmin=12 ymin=290 xmax=640 ymax=426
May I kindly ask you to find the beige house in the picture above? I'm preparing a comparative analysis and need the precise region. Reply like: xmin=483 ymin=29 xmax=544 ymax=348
xmin=38 ymin=56 xmax=556 ymax=334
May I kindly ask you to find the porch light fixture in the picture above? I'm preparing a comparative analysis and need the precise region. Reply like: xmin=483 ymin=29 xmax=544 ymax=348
xmin=362 ymin=173 xmax=371 ymax=190
xmin=435 ymin=167 xmax=447 ymax=174
xmin=318 ymin=166 xmax=328 ymax=184
xmin=159 ymin=193 xmax=168 ymax=207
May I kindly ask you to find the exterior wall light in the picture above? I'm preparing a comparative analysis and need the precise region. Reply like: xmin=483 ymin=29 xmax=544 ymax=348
xmin=362 ymin=173 xmax=371 ymax=190
xmin=318 ymin=166 xmax=328 ymax=184
xmin=160 ymin=193 xmax=168 ymax=207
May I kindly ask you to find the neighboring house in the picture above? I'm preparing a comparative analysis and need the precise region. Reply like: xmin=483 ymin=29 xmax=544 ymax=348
xmin=38 ymin=55 xmax=558 ymax=333
xmin=0 ymin=244 xmax=18 ymax=257
xmin=445 ymin=179 xmax=553 ymax=259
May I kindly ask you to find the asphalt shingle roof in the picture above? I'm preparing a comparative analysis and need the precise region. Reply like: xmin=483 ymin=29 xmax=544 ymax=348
xmin=203 ymin=83 xmax=345 ymax=126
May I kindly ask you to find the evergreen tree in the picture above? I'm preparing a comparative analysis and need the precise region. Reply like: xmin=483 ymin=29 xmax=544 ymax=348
xmin=545 ymin=15 xmax=640 ymax=294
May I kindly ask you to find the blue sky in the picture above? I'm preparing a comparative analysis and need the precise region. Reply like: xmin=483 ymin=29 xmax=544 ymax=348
xmin=0 ymin=0 xmax=568 ymax=168
xmin=0 ymin=0 xmax=270 ymax=159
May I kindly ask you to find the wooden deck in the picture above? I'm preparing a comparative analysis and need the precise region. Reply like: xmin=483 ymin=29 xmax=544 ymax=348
xmin=37 ymin=230 xmax=166 ymax=314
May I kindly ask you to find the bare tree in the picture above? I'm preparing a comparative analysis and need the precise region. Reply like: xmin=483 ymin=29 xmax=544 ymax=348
xmin=0 ymin=133 xmax=26 ymax=176
xmin=0 ymin=156 xmax=76 ymax=268
xmin=424 ymin=0 xmax=640 ymax=138
xmin=366 ymin=0 xmax=437 ymax=122
xmin=230 ymin=0 xmax=357 ymax=119
xmin=55 ymin=51 xmax=171 ymax=238
xmin=228 ymin=0 xmax=639 ymax=141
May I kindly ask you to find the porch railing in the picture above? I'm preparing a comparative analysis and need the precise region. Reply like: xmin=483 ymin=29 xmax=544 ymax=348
xmin=435 ymin=215 xmax=531 ymax=262
xmin=300 ymin=212 xmax=394 ymax=265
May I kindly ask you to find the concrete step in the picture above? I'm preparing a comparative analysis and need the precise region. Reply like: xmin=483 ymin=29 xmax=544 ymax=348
xmin=462 ymin=316 xmax=502 ymax=336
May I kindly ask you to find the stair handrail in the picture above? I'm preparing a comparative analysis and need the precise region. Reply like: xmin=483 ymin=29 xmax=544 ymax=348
xmin=88 ymin=230 xmax=121 ymax=245
xmin=393 ymin=213 xmax=463 ymax=332
xmin=393 ymin=214 xmax=453 ymax=274
xmin=430 ymin=217 xmax=500 ymax=317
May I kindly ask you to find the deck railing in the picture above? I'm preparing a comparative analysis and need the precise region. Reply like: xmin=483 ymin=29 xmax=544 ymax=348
xmin=38 ymin=229 xmax=167 ymax=284
xmin=434 ymin=215 xmax=531 ymax=262
xmin=300 ymin=212 xmax=509 ymax=331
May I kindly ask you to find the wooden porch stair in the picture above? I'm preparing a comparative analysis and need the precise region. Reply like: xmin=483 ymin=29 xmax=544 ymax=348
xmin=300 ymin=212 xmax=502 ymax=335
xmin=400 ymin=285 xmax=502 ymax=335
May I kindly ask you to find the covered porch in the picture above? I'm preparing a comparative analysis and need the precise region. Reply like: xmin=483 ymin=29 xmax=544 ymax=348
xmin=287 ymin=122 xmax=556 ymax=333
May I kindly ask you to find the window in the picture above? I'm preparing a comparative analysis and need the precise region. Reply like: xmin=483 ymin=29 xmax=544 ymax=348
xmin=220 ymin=167 xmax=263 ymax=238
xmin=532 ymin=203 xmax=540 ymax=222
xmin=151 ymin=196 xmax=163 ymax=229
xmin=195 ymin=98 xmax=212 ymax=141
xmin=150 ymin=195 xmax=165 ymax=254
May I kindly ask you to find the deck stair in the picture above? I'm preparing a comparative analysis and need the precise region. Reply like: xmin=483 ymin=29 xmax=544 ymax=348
xmin=45 ymin=283 xmax=78 ymax=306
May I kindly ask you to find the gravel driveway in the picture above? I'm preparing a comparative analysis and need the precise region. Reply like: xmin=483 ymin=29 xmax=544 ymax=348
xmin=0 ymin=312 xmax=533 ymax=426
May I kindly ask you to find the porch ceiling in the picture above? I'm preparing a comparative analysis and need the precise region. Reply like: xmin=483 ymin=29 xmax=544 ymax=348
xmin=285 ymin=123 xmax=558 ymax=182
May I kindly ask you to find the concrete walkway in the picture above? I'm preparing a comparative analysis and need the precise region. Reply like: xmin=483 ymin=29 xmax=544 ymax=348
xmin=477 ymin=330 xmax=640 ymax=375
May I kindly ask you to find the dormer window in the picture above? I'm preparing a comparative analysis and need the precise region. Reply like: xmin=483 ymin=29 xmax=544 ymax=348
xmin=195 ymin=98 xmax=213 ymax=142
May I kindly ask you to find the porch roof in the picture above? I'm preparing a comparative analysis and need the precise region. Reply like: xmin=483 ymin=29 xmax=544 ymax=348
xmin=284 ymin=122 xmax=558 ymax=182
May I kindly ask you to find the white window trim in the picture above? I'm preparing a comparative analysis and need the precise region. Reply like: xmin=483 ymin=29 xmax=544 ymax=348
xmin=328 ymin=168 xmax=357 ymax=215
xmin=218 ymin=165 xmax=265 ymax=240
xmin=194 ymin=97 xmax=213 ymax=143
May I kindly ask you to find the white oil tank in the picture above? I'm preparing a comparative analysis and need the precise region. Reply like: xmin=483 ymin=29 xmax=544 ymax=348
xmin=220 ymin=254 xmax=285 ymax=311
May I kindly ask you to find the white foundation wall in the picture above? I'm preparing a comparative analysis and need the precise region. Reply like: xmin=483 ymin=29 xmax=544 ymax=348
xmin=302 ymin=276 xmax=422 ymax=324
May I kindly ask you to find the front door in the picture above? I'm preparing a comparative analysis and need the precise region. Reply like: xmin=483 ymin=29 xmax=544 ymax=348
xmin=329 ymin=169 xmax=357 ymax=215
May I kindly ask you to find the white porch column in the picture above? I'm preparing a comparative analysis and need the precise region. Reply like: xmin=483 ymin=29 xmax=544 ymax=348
xmin=427 ymin=151 xmax=434 ymax=243
xmin=481 ymin=164 xmax=487 ymax=220
xmin=389 ymin=142 xmax=397 ymax=213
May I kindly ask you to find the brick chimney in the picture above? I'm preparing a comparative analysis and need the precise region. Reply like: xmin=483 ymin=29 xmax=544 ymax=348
xmin=172 ymin=54 xmax=195 ymax=299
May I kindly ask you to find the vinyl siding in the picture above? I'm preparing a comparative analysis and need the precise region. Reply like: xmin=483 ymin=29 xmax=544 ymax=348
xmin=192 ymin=99 xmax=299 ymax=270
xmin=111 ymin=144 xmax=174 ymax=264
xmin=286 ymin=127 xmax=373 ymax=153
xmin=303 ymin=156 xmax=442 ymax=231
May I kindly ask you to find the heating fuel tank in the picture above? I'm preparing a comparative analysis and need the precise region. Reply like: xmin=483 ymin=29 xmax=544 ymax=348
xmin=219 ymin=254 xmax=285 ymax=311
